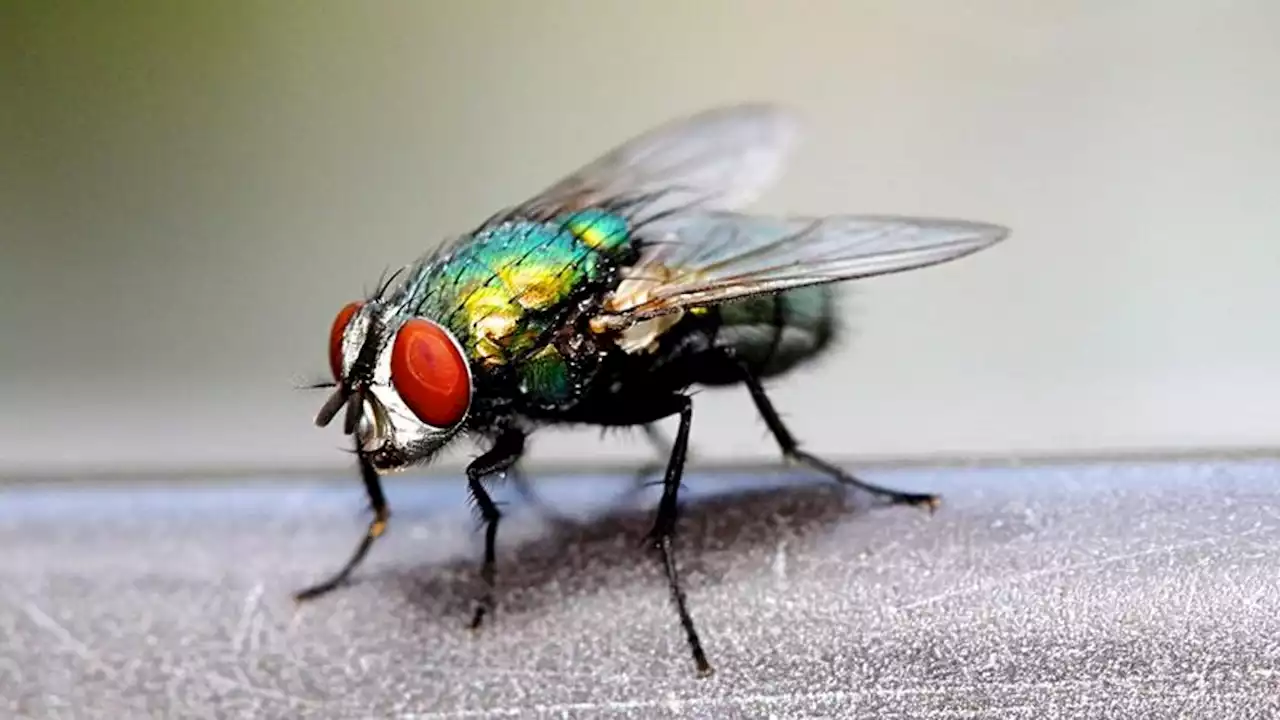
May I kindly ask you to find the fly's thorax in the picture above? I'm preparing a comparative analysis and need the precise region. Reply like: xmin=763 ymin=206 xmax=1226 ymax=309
xmin=397 ymin=211 xmax=637 ymax=411
xmin=411 ymin=215 xmax=632 ymax=363
xmin=321 ymin=298 xmax=474 ymax=471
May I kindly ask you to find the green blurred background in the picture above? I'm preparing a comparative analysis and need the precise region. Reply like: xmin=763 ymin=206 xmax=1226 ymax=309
xmin=3 ymin=0 xmax=1278 ymax=478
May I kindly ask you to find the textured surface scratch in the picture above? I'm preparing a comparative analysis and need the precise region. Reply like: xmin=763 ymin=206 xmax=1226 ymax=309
xmin=232 ymin=582 xmax=264 ymax=655
xmin=1 ymin=460 xmax=1278 ymax=718
xmin=895 ymin=527 xmax=1264 ymax=612
xmin=16 ymin=596 xmax=116 ymax=681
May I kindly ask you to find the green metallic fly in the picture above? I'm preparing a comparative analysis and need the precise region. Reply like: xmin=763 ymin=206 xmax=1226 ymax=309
xmin=299 ymin=103 xmax=1009 ymax=676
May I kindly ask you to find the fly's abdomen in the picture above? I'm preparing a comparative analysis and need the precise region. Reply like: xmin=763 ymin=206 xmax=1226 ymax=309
xmin=705 ymin=285 xmax=839 ymax=384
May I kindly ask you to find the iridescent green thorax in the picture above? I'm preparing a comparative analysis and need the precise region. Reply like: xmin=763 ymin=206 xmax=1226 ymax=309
xmin=402 ymin=209 xmax=633 ymax=404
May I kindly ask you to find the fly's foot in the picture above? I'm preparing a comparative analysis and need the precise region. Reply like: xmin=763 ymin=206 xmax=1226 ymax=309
xmin=783 ymin=448 xmax=940 ymax=514
xmin=468 ymin=597 xmax=494 ymax=632
xmin=293 ymin=512 xmax=390 ymax=603
xmin=891 ymin=491 xmax=942 ymax=514
xmin=850 ymin=485 xmax=941 ymax=514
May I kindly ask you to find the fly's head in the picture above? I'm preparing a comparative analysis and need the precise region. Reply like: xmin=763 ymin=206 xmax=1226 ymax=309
xmin=317 ymin=299 xmax=472 ymax=472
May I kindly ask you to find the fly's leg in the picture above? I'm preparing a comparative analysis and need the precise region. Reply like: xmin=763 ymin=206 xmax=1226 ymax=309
xmin=295 ymin=440 xmax=390 ymax=601
xmin=509 ymin=423 xmax=673 ymax=521
xmin=467 ymin=427 xmax=527 ymax=631
xmin=646 ymin=396 xmax=714 ymax=677
xmin=508 ymin=464 xmax=562 ymax=519
xmin=618 ymin=423 xmax=675 ymax=506
xmin=636 ymin=423 xmax=673 ymax=485
xmin=739 ymin=362 xmax=939 ymax=511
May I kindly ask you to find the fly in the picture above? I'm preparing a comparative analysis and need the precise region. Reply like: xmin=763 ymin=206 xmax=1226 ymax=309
xmin=296 ymin=103 xmax=1010 ymax=676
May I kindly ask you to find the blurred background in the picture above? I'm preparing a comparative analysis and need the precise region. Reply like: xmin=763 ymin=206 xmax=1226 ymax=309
xmin=3 ymin=0 xmax=1278 ymax=480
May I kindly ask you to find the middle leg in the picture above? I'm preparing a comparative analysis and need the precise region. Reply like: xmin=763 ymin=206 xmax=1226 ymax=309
xmin=645 ymin=395 xmax=714 ymax=677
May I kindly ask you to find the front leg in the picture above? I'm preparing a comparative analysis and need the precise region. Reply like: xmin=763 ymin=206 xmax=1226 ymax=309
xmin=466 ymin=425 xmax=526 ymax=630
xmin=294 ymin=438 xmax=389 ymax=601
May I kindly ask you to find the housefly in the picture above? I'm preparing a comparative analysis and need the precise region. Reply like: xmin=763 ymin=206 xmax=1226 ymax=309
xmin=299 ymin=103 xmax=1009 ymax=676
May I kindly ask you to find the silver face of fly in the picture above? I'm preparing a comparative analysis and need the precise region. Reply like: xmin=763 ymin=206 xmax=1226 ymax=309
xmin=318 ymin=297 xmax=473 ymax=473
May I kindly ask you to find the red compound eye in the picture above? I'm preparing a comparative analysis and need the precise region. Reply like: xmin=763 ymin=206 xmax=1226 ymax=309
xmin=329 ymin=301 xmax=363 ymax=381
xmin=390 ymin=319 xmax=471 ymax=427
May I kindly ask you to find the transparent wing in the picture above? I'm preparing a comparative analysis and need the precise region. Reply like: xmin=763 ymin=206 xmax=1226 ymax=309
xmin=600 ymin=213 xmax=1010 ymax=320
xmin=510 ymin=103 xmax=800 ymax=226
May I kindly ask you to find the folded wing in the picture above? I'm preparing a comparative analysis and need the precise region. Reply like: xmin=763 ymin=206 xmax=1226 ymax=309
xmin=601 ymin=213 xmax=1010 ymax=321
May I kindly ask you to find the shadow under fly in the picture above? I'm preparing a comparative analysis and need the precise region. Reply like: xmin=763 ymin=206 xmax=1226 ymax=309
xmin=391 ymin=479 xmax=878 ymax=636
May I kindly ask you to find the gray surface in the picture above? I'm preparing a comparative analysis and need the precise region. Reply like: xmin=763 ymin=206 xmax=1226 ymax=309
xmin=2 ymin=460 xmax=1279 ymax=718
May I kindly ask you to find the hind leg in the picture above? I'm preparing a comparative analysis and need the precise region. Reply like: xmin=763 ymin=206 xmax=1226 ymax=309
xmin=738 ymin=361 xmax=938 ymax=510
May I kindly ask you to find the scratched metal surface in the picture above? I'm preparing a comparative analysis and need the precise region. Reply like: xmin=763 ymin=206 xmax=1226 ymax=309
xmin=2 ymin=460 xmax=1279 ymax=719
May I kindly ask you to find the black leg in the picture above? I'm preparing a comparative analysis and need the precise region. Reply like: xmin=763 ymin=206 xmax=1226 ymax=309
xmin=645 ymin=396 xmax=714 ymax=677
xmin=466 ymin=427 xmax=526 ymax=631
xmin=295 ymin=440 xmax=390 ymax=601
xmin=611 ymin=423 xmax=675 ymax=511
xmin=510 ymin=423 xmax=673 ymax=519
xmin=507 ymin=463 xmax=584 ymax=533
xmin=739 ymin=362 xmax=939 ymax=510
xmin=508 ymin=464 xmax=557 ymax=516
xmin=635 ymin=423 xmax=674 ymax=485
